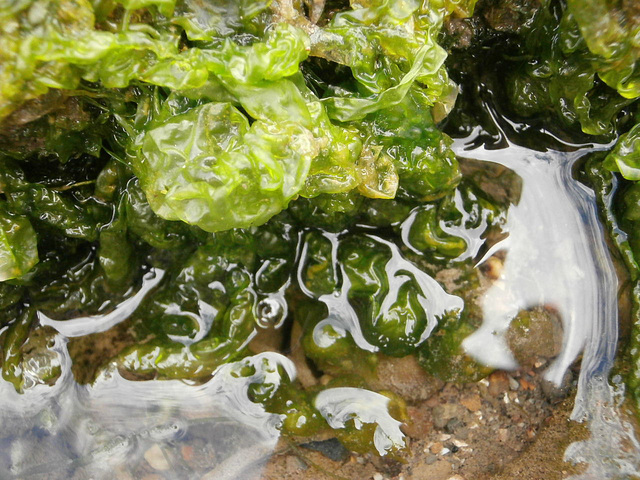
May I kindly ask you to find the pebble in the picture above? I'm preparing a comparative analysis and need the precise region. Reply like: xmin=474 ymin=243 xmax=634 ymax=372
xmin=488 ymin=371 xmax=510 ymax=396
xmin=430 ymin=442 xmax=444 ymax=454
xmin=181 ymin=445 xmax=194 ymax=462
xmin=432 ymin=404 xmax=460 ymax=429
xmin=460 ymin=394 xmax=482 ymax=412
xmin=520 ymin=378 xmax=536 ymax=391
xmin=144 ymin=445 xmax=170 ymax=471
xmin=446 ymin=417 xmax=464 ymax=434
xmin=541 ymin=369 xmax=573 ymax=400
xmin=507 ymin=308 xmax=563 ymax=367
xmin=482 ymin=256 xmax=503 ymax=280
xmin=373 ymin=473 xmax=384 ymax=480
xmin=508 ymin=376 xmax=520 ymax=391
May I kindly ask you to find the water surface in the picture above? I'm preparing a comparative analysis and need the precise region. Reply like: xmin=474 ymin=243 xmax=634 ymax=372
xmin=1 ymin=123 xmax=639 ymax=479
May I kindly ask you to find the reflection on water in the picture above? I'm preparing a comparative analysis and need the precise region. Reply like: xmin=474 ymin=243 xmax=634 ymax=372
xmin=452 ymin=137 xmax=618 ymax=400
xmin=38 ymin=269 xmax=165 ymax=338
xmin=314 ymin=388 xmax=405 ymax=456
xmin=297 ymin=231 xmax=465 ymax=354
xmin=1 ymin=350 xmax=289 ymax=479
xmin=1 ymin=131 xmax=640 ymax=479
xmin=453 ymin=123 xmax=640 ymax=478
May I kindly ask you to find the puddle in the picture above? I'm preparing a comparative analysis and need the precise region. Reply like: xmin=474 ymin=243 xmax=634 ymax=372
xmin=452 ymin=114 xmax=640 ymax=478
xmin=1 ymin=118 xmax=640 ymax=480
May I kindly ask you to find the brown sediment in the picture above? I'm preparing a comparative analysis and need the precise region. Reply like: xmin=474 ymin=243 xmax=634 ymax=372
xmin=261 ymin=360 xmax=584 ymax=480
xmin=67 ymin=319 xmax=138 ymax=383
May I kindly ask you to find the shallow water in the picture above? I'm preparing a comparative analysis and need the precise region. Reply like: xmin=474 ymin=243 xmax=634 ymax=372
xmin=453 ymin=122 xmax=640 ymax=478
xmin=452 ymin=133 xmax=618 ymax=410
xmin=1 ymin=130 xmax=640 ymax=479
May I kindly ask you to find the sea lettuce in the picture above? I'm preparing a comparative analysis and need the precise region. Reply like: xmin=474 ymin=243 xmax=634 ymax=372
xmin=604 ymin=123 xmax=640 ymax=181
xmin=128 ymin=99 xmax=318 ymax=231
xmin=1 ymin=0 xmax=598 ymax=460
xmin=0 ymin=204 xmax=39 ymax=282
xmin=498 ymin=0 xmax=638 ymax=136
xmin=1 ymin=0 xmax=471 ymax=233
xmin=567 ymin=0 xmax=640 ymax=100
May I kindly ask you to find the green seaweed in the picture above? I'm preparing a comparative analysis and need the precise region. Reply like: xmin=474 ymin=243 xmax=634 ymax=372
xmin=3 ymin=0 xmax=640 ymax=457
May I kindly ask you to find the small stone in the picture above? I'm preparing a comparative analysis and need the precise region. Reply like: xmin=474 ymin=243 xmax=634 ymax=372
xmin=482 ymin=255 xmax=503 ymax=280
xmin=144 ymin=445 xmax=170 ymax=471
xmin=113 ymin=467 xmax=135 ymax=480
xmin=541 ymin=369 xmax=573 ymax=400
xmin=374 ymin=356 xmax=443 ymax=401
xmin=181 ymin=445 xmax=194 ymax=462
xmin=498 ymin=428 xmax=509 ymax=443
xmin=426 ymin=454 xmax=438 ymax=465
xmin=432 ymin=404 xmax=461 ymax=429
xmin=430 ymin=442 xmax=444 ymax=454
xmin=300 ymin=438 xmax=350 ymax=462
xmin=425 ymin=396 xmax=440 ymax=408
xmin=373 ymin=473 xmax=384 ymax=480
xmin=506 ymin=308 xmax=563 ymax=368
xmin=459 ymin=394 xmax=482 ymax=412
xmin=448 ymin=475 xmax=466 ymax=480
xmin=508 ymin=376 xmax=520 ymax=390
xmin=519 ymin=378 xmax=535 ymax=391
xmin=403 ymin=406 xmax=433 ymax=439
xmin=488 ymin=371 xmax=510 ymax=396
xmin=445 ymin=417 xmax=464 ymax=434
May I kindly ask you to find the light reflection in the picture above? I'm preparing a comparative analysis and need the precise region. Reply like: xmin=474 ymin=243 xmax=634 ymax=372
xmin=38 ymin=268 xmax=165 ymax=338
xmin=314 ymin=387 xmax=405 ymax=456
xmin=452 ymin=125 xmax=640 ymax=477
xmin=1 ymin=123 xmax=639 ymax=479
xmin=0 ymin=351 xmax=292 ymax=479
xmin=451 ymin=135 xmax=618 ymax=410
